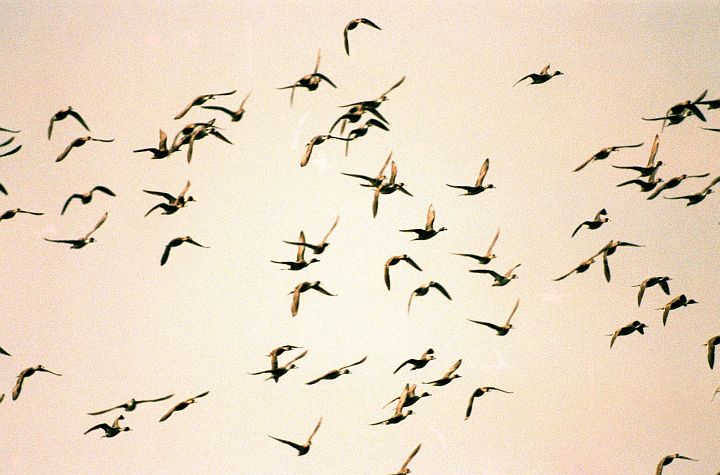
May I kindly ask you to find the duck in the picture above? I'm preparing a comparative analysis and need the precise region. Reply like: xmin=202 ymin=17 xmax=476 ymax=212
xmin=133 ymin=129 xmax=173 ymax=159
xmin=607 ymin=321 xmax=648 ymax=349
xmin=553 ymin=257 xmax=596 ymax=281
xmin=407 ymin=281 xmax=452 ymax=314
xmin=453 ymin=228 xmax=501 ymax=265
xmin=400 ymin=204 xmax=447 ymax=241
xmin=87 ymin=394 xmax=175 ymax=415
xmin=574 ymin=142 xmax=644 ymax=172
xmin=446 ymin=158 xmax=494 ymax=195
xmin=423 ymin=359 xmax=462 ymax=386
xmin=44 ymin=211 xmax=108 ymax=249
xmin=282 ymin=216 xmax=339 ymax=255
xmin=170 ymin=120 xmax=221 ymax=151
xmin=278 ymin=50 xmax=336 ymax=106
xmin=633 ymin=276 xmax=671 ymax=306
xmin=370 ymin=408 xmax=413 ymax=426
xmin=143 ymin=180 xmax=195 ymax=217
xmin=267 ymin=345 xmax=302 ymax=359
xmin=200 ymin=91 xmax=251 ymax=122
xmin=642 ymin=111 xmax=691 ymax=130
xmin=513 ymin=64 xmax=563 ymax=86
xmin=657 ymin=294 xmax=698 ymax=326
xmin=268 ymin=417 xmax=322 ymax=456
xmin=664 ymin=89 xmax=708 ymax=123
xmin=571 ymin=209 xmax=609 ymax=237
xmin=655 ymin=454 xmax=697 ymax=475
xmin=471 ymin=263 xmax=521 ymax=286
xmin=703 ymin=335 xmax=720 ymax=369
xmin=55 ymin=136 xmax=114 ymax=162
xmin=343 ymin=18 xmax=382 ymax=55
xmin=612 ymin=134 xmax=661 ymax=178
xmin=594 ymin=240 xmax=643 ymax=282
xmin=384 ymin=254 xmax=422 ymax=290
xmin=344 ymin=118 xmax=389 ymax=156
xmin=306 ymin=356 xmax=367 ymax=385
xmin=372 ymin=161 xmax=413 ymax=218
xmin=158 ymin=391 xmax=210 ymax=422
xmin=250 ymin=349 xmax=308 ymax=383
xmin=290 ymin=281 xmax=336 ymax=317
xmin=664 ymin=176 xmax=720 ymax=206
xmin=84 ymin=415 xmax=131 ymax=438
xmin=468 ymin=298 xmax=520 ymax=336
xmin=12 ymin=365 xmax=62 ymax=400
xmin=328 ymin=103 xmax=388 ymax=135
xmin=390 ymin=443 xmax=421 ymax=475
xmin=393 ymin=349 xmax=434 ymax=374
xmin=338 ymin=76 xmax=405 ymax=115
xmin=161 ymin=236 xmax=209 ymax=266
xmin=383 ymin=383 xmax=431 ymax=410
xmin=341 ymin=151 xmax=393 ymax=188
xmin=272 ymin=231 xmax=320 ymax=270
xmin=616 ymin=175 xmax=663 ymax=192
xmin=300 ymin=134 xmax=351 ymax=167
xmin=647 ymin=173 xmax=710 ymax=200
xmin=174 ymin=119 xmax=233 ymax=163
xmin=465 ymin=387 xmax=513 ymax=420
xmin=48 ymin=106 xmax=90 ymax=139
xmin=174 ymin=89 xmax=237 ymax=120
xmin=61 ymin=185 xmax=115 ymax=215
xmin=0 ymin=208 xmax=44 ymax=222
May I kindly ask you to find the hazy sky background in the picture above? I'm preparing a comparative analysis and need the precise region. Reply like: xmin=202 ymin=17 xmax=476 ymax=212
xmin=1 ymin=1 xmax=719 ymax=474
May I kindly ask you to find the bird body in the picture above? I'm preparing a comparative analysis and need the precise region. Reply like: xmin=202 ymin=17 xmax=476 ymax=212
xmin=513 ymin=64 xmax=563 ymax=86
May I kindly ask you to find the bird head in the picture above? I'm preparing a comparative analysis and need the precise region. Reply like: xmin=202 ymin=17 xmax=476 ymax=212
xmin=341 ymin=369 xmax=351 ymax=375
xmin=687 ymin=299 xmax=698 ymax=305
xmin=438 ymin=227 xmax=448 ymax=232
xmin=485 ymin=184 xmax=495 ymax=189
xmin=123 ymin=427 xmax=132 ymax=432
xmin=186 ymin=196 xmax=196 ymax=202
xmin=553 ymin=71 xmax=564 ymax=77
xmin=309 ymin=258 xmax=320 ymax=264
xmin=420 ymin=392 xmax=431 ymax=398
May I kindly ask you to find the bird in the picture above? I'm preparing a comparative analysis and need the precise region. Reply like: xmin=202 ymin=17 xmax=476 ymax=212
xmin=383 ymin=383 xmax=431 ymax=409
xmin=513 ymin=64 xmax=563 ymax=86
xmin=471 ymin=263 xmax=521 ymax=286
xmin=341 ymin=151 xmax=393 ymax=188
xmin=616 ymin=175 xmax=663 ymax=193
xmin=158 ymin=391 xmax=209 ymax=422
xmin=423 ymin=359 xmax=462 ymax=386
xmin=642 ymin=111 xmax=691 ymax=130
xmin=174 ymin=89 xmax=237 ymax=120
xmin=61 ymin=186 xmax=115 ymax=215
xmin=453 ymin=228 xmax=501 ymax=266
xmin=390 ymin=443 xmax=421 ymax=475
xmin=664 ymin=176 xmax=720 ymax=206
xmin=344 ymin=118 xmax=389 ymax=156
xmin=44 ymin=211 xmax=108 ymax=249
xmin=48 ymin=106 xmax=90 ymax=139
xmin=400 ymin=204 xmax=447 ymax=241
xmin=371 ymin=387 xmax=414 ymax=426
xmin=250 ymin=349 xmax=308 ymax=383
xmin=0 ymin=208 xmax=44 ymax=222
xmin=468 ymin=298 xmax=520 ymax=336
xmin=343 ymin=18 xmax=381 ymax=55
xmin=574 ymin=142 xmax=644 ymax=172
xmin=278 ymin=50 xmax=336 ymax=106
xmin=664 ymin=90 xmax=708 ymax=124
xmin=267 ymin=345 xmax=302 ymax=359
xmin=282 ymin=216 xmax=339 ymax=255
xmin=703 ymin=335 xmax=720 ymax=369
xmin=553 ymin=257 xmax=596 ymax=281
xmin=465 ymin=387 xmax=513 ymax=420
xmin=655 ymin=454 xmax=697 ymax=475
xmin=446 ymin=158 xmax=494 ymax=195
xmin=372 ymin=160 xmax=413 ymax=218
xmin=657 ymin=294 xmax=698 ymax=326
xmin=174 ymin=119 xmax=233 ymax=163
xmin=393 ymin=349 xmax=435 ymax=374
xmin=306 ymin=356 xmax=367 ymax=385
xmin=338 ymin=76 xmax=405 ymax=118
xmin=161 ymin=236 xmax=209 ymax=266
xmin=143 ymin=180 xmax=195 ymax=217
xmin=612 ymin=134 xmax=662 ymax=178
xmin=84 ymin=415 xmax=131 ymax=438
xmin=0 ymin=126 xmax=20 ymax=133
xmin=607 ymin=321 xmax=648 ymax=349
xmin=12 ymin=365 xmax=62 ymax=400
xmin=647 ymin=173 xmax=710 ymax=200
xmin=407 ymin=281 xmax=452 ymax=314
xmin=0 ymin=345 xmax=10 ymax=356
xmin=55 ymin=136 xmax=114 ymax=162
xmin=571 ymin=209 xmax=609 ymax=237
xmin=384 ymin=254 xmax=422 ymax=290
xmin=133 ymin=129 xmax=173 ymax=159
xmin=328 ymin=103 xmax=388 ymax=135
xmin=300 ymin=134 xmax=351 ymax=167
xmin=87 ymin=394 xmax=175 ymax=415
xmin=200 ymin=91 xmax=251 ymax=121
xmin=290 ymin=281 xmax=336 ymax=317
xmin=593 ymin=240 xmax=643 ymax=282
xmin=269 ymin=417 xmax=322 ymax=456
xmin=272 ymin=231 xmax=320 ymax=270
xmin=633 ymin=276 xmax=671 ymax=306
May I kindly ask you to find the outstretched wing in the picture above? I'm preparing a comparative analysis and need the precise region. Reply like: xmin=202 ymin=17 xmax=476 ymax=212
xmin=425 ymin=205 xmax=435 ymax=230
xmin=475 ymin=158 xmax=490 ymax=187
xmin=306 ymin=416 xmax=323 ymax=444
xmin=339 ymin=356 xmax=367 ymax=371
xmin=505 ymin=299 xmax=520 ymax=325
xmin=400 ymin=443 xmax=421 ymax=471
xmin=85 ymin=212 xmax=108 ymax=239
xmin=319 ymin=216 xmax=339 ymax=245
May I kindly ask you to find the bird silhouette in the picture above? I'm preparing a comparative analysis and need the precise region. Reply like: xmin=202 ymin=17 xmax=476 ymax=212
xmin=12 ymin=365 xmax=62 ymax=400
xmin=468 ymin=298 xmax=520 ymax=336
xmin=282 ymin=216 xmax=339 ymax=255
xmin=465 ymin=387 xmax=513 ymax=420
xmin=393 ymin=349 xmax=435 ymax=374
xmin=161 ymin=236 xmax=209 ymax=266
xmin=278 ymin=50 xmax=336 ymax=106
xmin=633 ymin=276 xmax=671 ymax=306
xmin=390 ymin=443 xmax=421 ymax=475
xmin=290 ymin=281 xmax=336 ymax=317
xmin=384 ymin=254 xmax=422 ymax=290
xmin=55 ymin=136 xmax=114 ymax=162
xmin=84 ymin=415 xmax=131 ymax=438
xmin=407 ymin=281 xmax=452 ymax=314
xmin=657 ymin=294 xmax=698 ymax=326
xmin=0 ymin=208 xmax=44 ymax=222
xmin=607 ymin=321 xmax=648 ymax=349
xmin=268 ymin=417 xmax=322 ymax=456
xmin=423 ymin=359 xmax=462 ymax=386
xmin=400 ymin=204 xmax=447 ymax=241
xmin=472 ymin=263 xmax=521 ymax=286
xmin=513 ymin=64 xmax=563 ymax=86
xmin=174 ymin=90 xmax=237 ymax=120
xmin=446 ymin=158 xmax=494 ymax=195
xmin=44 ymin=212 xmax=108 ymax=248
xmin=343 ymin=18 xmax=382 ymax=55
xmin=158 ymin=391 xmax=209 ymax=422
xmin=306 ymin=356 xmax=367 ymax=385
xmin=571 ymin=209 xmax=609 ymax=237
xmin=48 ymin=106 xmax=90 ymax=139
xmin=574 ymin=143 xmax=643 ymax=172
xmin=61 ymin=186 xmax=115 ymax=215
xmin=200 ymin=91 xmax=251 ymax=122
xmin=88 ymin=394 xmax=175 ymax=415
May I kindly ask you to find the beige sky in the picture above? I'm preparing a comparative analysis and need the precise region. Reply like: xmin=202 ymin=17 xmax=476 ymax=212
xmin=1 ymin=1 xmax=719 ymax=473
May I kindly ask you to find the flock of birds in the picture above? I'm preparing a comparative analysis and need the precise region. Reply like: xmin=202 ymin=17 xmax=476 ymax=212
xmin=2 ymin=14 xmax=720 ymax=474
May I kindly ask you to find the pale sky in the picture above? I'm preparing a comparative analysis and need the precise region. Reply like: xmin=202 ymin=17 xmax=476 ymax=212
xmin=1 ymin=1 xmax=719 ymax=474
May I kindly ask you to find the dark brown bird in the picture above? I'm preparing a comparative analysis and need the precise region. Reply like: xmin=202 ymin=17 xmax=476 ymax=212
xmin=133 ymin=129 xmax=173 ymax=159
xmin=342 ymin=151 xmax=393 ymax=188
xmin=174 ymin=90 xmax=237 ymax=120
xmin=664 ymin=176 xmax=720 ymax=206
xmin=393 ymin=349 xmax=435 ymax=374
xmin=269 ymin=417 xmax=322 ymax=456
xmin=278 ymin=50 xmax=336 ymax=106
xmin=657 ymin=294 xmax=698 ymax=326
xmin=300 ymin=134 xmax=351 ymax=167
xmin=55 ymin=136 xmax=114 ymax=162
xmin=704 ymin=335 xmax=720 ymax=369
xmin=383 ymin=383 xmax=431 ymax=410
xmin=633 ymin=276 xmax=671 ymax=306
xmin=44 ymin=211 xmax=108 ymax=248
xmin=201 ymin=91 xmax=251 ymax=122
xmin=250 ymin=349 xmax=308 ymax=383
xmin=607 ymin=321 xmax=648 ymax=348
xmin=612 ymin=134 xmax=662 ymax=178
xmin=48 ymin=106 xmax=90 ymax=139
xmin=593 ymin=240 xmax=643 ymax=282
xmin=446 ymin=158 xmax=494 ymax=195
xmin=372 ymin=160 xmax=413 ymax=218
xmin=371 ymin=388 xmax=413 ymax=426
xmin=554 ymin=257 xmax=596 ymax=281
xmin=400 ymin=204 xmax=447 ymax=241
xmin=158 ymin=391 xmax=209 ymax=422
xmin=84 ymin=415 xmax=131 ymax=438
xmin=453 ymin=228 xmax=501 ymax=266
xmin=161 ymin=236 xmax=209 ymax=266
xmin=344 ymin=118 xmax=389 ymax=156
xmin=88 ymin=394 xmax=175 ymax=415
xmin=283 ymin=216 xmax=339 ymax=255
xmin=61 ymin=186 xmax=115 ymax=215
xmin=465 ymin=386 xmax=513 ymax=420
xmin=143 ymin=180 xmax=195 ymax=217
xmin=343 ymin=18 xmax=382 ymax=55
xmin=574 ymin=142 xmax=644 ymax=172
xmin=12 ymin=365 xmax=62 ymax=400
xmin=617 ymin=176 xmax=663 ymax=192
xmin=423 ymin=359 xmax=462 ymax=386
xmin=472 ymin=263 xmax=521 ymax=286
xmin=468 ymin=298 xmax=520 ymax=336
xmin=407 ymin=281 xmax=452 ymax=314
xmin=306 ymin=356 xmax=367 ymax=385
xmin=0 ymin=208 xmax=44 ymax=222
xmin=290 ymin=281 xmax=336 ymax=317
xmin=384 ymin=254 xmax=422 ymax=290
xmin=647 ymin=173 xmax=710 ymax=200
xmin=513 ymin=64 xmax=563 ymax=86
xmin=655 ymin=453 xmax=697 ymax=475
xmin=571 ymin=209 xmax=609 ymax=237
xmin=272 ymin=231 xmax=320 ymax=270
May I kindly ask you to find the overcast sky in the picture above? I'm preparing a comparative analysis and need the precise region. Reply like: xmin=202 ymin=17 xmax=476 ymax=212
xmin=1 ymin=1 xmax=719 ymax=474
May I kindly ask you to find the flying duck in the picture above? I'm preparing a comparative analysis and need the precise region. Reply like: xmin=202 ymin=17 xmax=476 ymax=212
xmin=161 ymin=236 xmax=209 ymax=266
xmin=268 ymin=417 xmax=322 ymax=456
xmin=655 ymin=454 xmax=697 ymax=475
xmin=453 ymin=228 xmax=500 ymax=266
xmin=607 ymin=321 xmax=648 ymax=349
xmin=300 ymin=134 xmax=351 ymax=167
xmin=446 ymin=158 xmax=494 ymax=195
xmin=616 ymin=175 xmax=663 ymax=193
xmin=174 ymin=89 xmax=237 ymax=120
xmin=174 ymin=119 xmax=233 ymax=163
xmin=339 ymin=76 xmax=405 ymax=114
xmin=344 ymin=118 xmax=389 ymax=156
xmin=55 ymin=136 xmax=114 ymax=162
xmin=393 ymin=349 xmax=435 ymax=374
xmin=574 ymin=142 xmax=644 ymax=172
xmin=553 ymin=257 xmax=596 ymax=281
xmin=465 ymin=387 xmax=513 ymax=420
xmin=278 ymin=50 xmax=336 ymax=106
xmin=384 ymin=254 xmax=422 ymax=290
xmin=84 ymin=415 xmax=131 ymax=438
xmin=513 ymin=64 xmax=563 ymax=86
xmin=272 ymin=231 xmax=320 ymax=270
xmin=468 ymin=298 xmax=520 ymax=336
xmin=612 ymin=134 xmax=662 ymax=178
xmin=200 ymin=91 xmax=251 ymax=122
xmin=61 ymin=185 xmax=115 ymax=215
xmin=87 ymin=394 xmax=175 ymax=415
xmin=664 ymin=176 xmax=720 ymax=206
xmin=633 ymin=276 xmax=671 ymax=306
xmin=383 ymin=383 xmax=431 ymax=410
xmin=471 ymin=263 xmax=521 ymax=286
xmin=12 ymin=365 xmax=62 ymax=400
xmin=423 ymin=359 xmax=462 ymax=386
xmin=290 ymin=281 xmax=336 ymax=317
xmin=250 ymin=349 xmax=308 ymax=383
xmin=571 ymin=209 xmax=609 ymax=237
xmin=143 ymin=180 xmax=195 ymax=217
xmin=703 ymin=335 xmax=720 ymax=369
xmin=657 ymin=294 xmax=698 ymax=326
xmin=371 ymin=388 xmax=413 ymax=426
xmin=48 ymin=106 xmax=90 ymax=139
xmin=390 ymin=443 xmax=421 ymax=475
xmin=647 ymin=173 xmax=710 ymax=200
xmin=158 ymin=391 xmax=210 ymax=422
xmin=341 ymin=151 xmax=393 ymax=188
xmin=343 ymin=18 xmax=382 ymax=55
xmin=283 ymin=216 xmax=339 ymax=255
xmin=0 ymin=208 xmax=43 ymax=222
xmin=593 ymin=240 xmax=643 ymax=282
xmin=44 ymin=211 xmax=108 ymax=248
xmin=133 ymin=129 xmax=173 ymax=159
xmin=407 ymin=281 xmax=452 ymax=314
xmin=400 ymin=204 xmax=447 ymax=241
xmin=372 ymin=161 xmax=413 ymax=218
xmin=306 ymin=356 xmax=367 ymax=385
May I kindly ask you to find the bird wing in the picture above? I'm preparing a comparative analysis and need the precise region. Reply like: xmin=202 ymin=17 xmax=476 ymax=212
xmin=0 ymin=136 xmax=15 ymax=148
xmin=381 ymin=76 xmax=406 ymax=98
xmin=158 ymin=404 xmax=181 ymax=422
xmin=389 ymin=161 xmax=398 ymax=184
xmin=177 ymin=180 xmax=192 ymax=200
xmin=340 ymin=356 xmax=368 ymax=370
xmin=143 ymin=190 xmax=176 ymax=202
xmin=319 ymin=216 xmax=339 ymax=245
xmin=505 ymin=264 xmax=521 ymax=278
xmin=87 ymin=404 xmax=126 ymax=416
xmin=200 ymin=105 xmax=234 ymax=117
xmin=11 ymin=372 xmax=26 ymax=400
xmin=658 ymin=279 xmax=671 ymax=295
xmin=636 ymin=281 xmax=647 ymax=306
xmin=465 ymin=390 xmax=480 ymax=419
xmin=269 ymin=435 xmax=305 ymax=452
xmin=444 ymin=359 xmax=462 ymax=378
xmin=84 ymin=212 xmax=108 ymax=239
xmin=92 ymin=186 xmax=116 ymax=197
xmin=0 ymin=346 xmax=10 ymax=356
xmin=174 ymin=98 xmax=199 ymax=120
xmin=300 ymin=140 xmax=314 ymax=167
xmin=431 ymin=282 xmax=452 ymax=300
xmin=702 ymin=175 xmax=720 ymax=193
xmin=359 ymin=18 xmax=382 ymax=29
xmin=296 ymin=231 xmax=306 ymax=262
xmin=185 ymin=238 xmax=209 ymax=248
xmin=61 ymin=194 xmax=80 ymax=215
xmin=393 ymin=360 xmax=411 ymax=374
xmin=372 ymin=185 xmax=382 ymax=218
xmin=425 ymin=205 xmax=435 ymax=230
xmin=404 ymin=256 xmax=422 ymax=272
xmin=84 ymin=423 xmax=111 ymax=435
xmin=505 ymin=298 xmax=520 ymax=325
xmin=137 ymin=393 xmax=175 ymax=404
xmin=647 ymin=134 xmax=660 ymax=166
xmin=571 ymin=222 xmax=586 ymax=238
xmin=377 ymin=151 xmax=393 ymax=178
xmin=47 ymin=118 xmax=55 ymax=140
xmin=602 ymin=251 xmax=611 ymax=282
xmin=708 ymin=342 xmax=715 ymax=369
xmin=306 ymin=416 xmax=322 ymax=444
xmin=366 ymin=118 xmax=389 ymax=130
xmin=471 ymin=269 xmax=502 ymax=279
xmin=67 ymin=109 xmax=90 ymax=131
xmin=305 ymin=373 xmax=329 ymax=385
xmin=593 ymin=208 xmax=607 ymax=220
xmin=475 ymin=158 xmax=490 ymax=187
xmin=662 ymin=306 xmax=670 ymax=326
xmin=614 ymin=142 xmax=644 ymax=150
xmin=400 ymin=443 xmax=421 ymax=471
xmin=0 ymin=182 xmax=7 ymax=195
xmin=55 ymin=141 xmax=77 ymax=162
xmin=161 ymin=241 xmax=174 ymax=266
xmin=512 ymin=74 xmax=533 ymax=87
xmin=539 ymin=64 xmax=550 ymax=75
xmin=287 ymin=349 xmax=308 ymax=366
xmin=485 ymin=228 xmax=500 ymax=256
xmin=89 ymin=137 xmax=114 ymax=143
xmin=395 ymin=385 xmax=409 ymax=415
xmin=407 ymin=290 xmax=416 ymax=314
xmin=467 ymin=320 xmax=504 ymax=332
xmin=313 ymin=49 xmax=321 ymax=74
xmin=573 ymin=155 xmax=596 ymax=172
xmin=343 ymin=23 xmax=351 ymax=54
xmin=384 ymin=261 xmax=392 ymax=290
